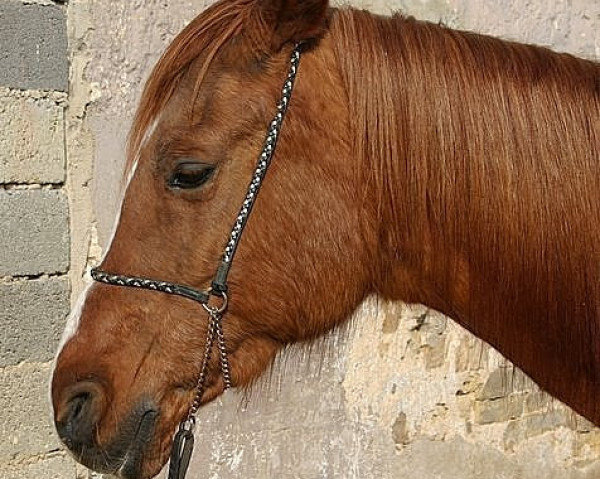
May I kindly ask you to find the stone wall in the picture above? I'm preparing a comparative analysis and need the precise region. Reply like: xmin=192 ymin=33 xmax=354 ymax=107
xmin=0 ymin=0 xmax=598 ymax=478
xmin=0 ymin=1 xmax=77 ymax=477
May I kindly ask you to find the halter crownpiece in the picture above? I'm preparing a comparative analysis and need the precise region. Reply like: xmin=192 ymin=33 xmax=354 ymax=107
xmin=89 ymin=44 xmax=303 ymax=479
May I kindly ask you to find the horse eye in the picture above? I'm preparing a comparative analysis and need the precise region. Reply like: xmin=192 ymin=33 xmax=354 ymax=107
xmin=168 ymin=162 xmax=215 ymax=190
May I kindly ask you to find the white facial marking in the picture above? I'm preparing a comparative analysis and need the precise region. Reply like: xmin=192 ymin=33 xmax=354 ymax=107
xmin=101 ymin=158 xmax=139 ymax=262
xmin=57 ymin=280 xmax=93 ymax=352
xmin=50 ymin=279 xmax=93 ymax=415
xmin=54 ymin=117 xmax=156 ymax=358
xmin=51 ymin=119 xmax=158 ymax=415
xmin=55 ymin=150 xmax=142 ymax=355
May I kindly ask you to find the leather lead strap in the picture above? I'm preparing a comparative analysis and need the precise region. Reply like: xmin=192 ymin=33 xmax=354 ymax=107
xmin=168 ymin=424 xmax=195 ymax=479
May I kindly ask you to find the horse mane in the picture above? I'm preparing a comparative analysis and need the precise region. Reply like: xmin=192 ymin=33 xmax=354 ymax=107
xmin=330 ymin=8 xmax=599 ymax=414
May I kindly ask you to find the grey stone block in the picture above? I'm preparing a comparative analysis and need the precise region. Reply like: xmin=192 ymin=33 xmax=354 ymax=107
xmin=0 ymin=96 xmax=65 ymax=184
xmin=0 ymin=189 xmax=69 ymax=276
xmin=0 ymin=277 xmax=69 ymax=365
xmin=0 ymin=453 xmax=77 ymax=479
xmin=0 ymin=1 xmax=68 ymax=91
xmin=0 ymin=362 xmax=63 ymax=461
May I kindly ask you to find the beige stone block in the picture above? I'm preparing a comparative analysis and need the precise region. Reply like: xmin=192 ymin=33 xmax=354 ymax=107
xmin=478 ymin=367 xmax=533 ymax=401
xmin=0 ymin=362 xmax=62 ymax=461
xmin=504 ymin=410 xmax=572 ymax=451
xmin=424 ymin=335 xmax=446 ymax=369
xmin=524 ymin=391 xmax=551 ymax=414
xmin=455 ymin=336 xmax=488 ymax=372
xmin=475 ymin=395 xmax=524 ymax=425
xmin=0 ymin=96 xmax=65 ymax=184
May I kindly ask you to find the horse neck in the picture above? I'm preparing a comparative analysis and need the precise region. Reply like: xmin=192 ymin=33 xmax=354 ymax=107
xmin=332 ymin=10 xmax=494 ymax=315
xmin=331 ymin=8 xmax=600 ymax=423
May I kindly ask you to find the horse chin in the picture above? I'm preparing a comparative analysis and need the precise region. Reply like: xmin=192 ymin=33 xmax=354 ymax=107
xmin=131 ymin=430 xmax=177 ymax=479
xmin=110 ymin=420 xmax=174 ymax=479
xmin=113 ymin=413 xmax=164 ymax=479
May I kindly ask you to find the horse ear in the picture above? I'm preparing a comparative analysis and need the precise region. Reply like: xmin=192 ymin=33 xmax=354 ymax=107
xmin=251 ymin=0 xmax=329 ymax=52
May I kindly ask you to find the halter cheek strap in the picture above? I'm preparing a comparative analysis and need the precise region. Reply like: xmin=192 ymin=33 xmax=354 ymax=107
xmin=89 ymin=44 xmax=302 ymax=479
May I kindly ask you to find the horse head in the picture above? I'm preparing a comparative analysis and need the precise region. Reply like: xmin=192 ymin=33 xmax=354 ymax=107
xmin=51 ymin=0 xmax=374 ymax=477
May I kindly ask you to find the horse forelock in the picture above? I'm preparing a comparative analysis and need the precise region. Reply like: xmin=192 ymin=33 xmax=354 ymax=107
xmin=125 ymin=0 xmax=262 ymax=180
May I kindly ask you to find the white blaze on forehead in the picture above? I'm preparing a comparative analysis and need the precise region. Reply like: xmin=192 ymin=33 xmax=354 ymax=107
xmin=51 ymin=118 xmax=160 ymax=415
xmin=54 ymin=115 xmax=157 ymax=356
xmin=56 ymin=280 xmax=94 ymax=352
xmin=54 ymin=158 xmax=139 ymax=356
xmin=100 ymin=157 xmax=139 ymax=262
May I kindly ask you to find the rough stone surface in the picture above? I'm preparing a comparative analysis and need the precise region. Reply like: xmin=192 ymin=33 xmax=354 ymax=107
xmin=0 ymin=95 xmax=65 ymax=184
xmin=0 ymin=1 xmax=68 ymax=91
xmin=0 ymin=277 xmax=69 ymax=365
xmin=0 ymin=453 xmax=77 ymax=479
xmin=478 ymin=367 xmax=533 ymax=400
xmin=453 ymin=0 xmax=599 ymax=60
xmin=0 ymin=189 xmax=69 ymax=276
xmin=475 ymin=394 xmax=525 ymax=425
xmin=360 ymin=0 xmax=599 ymax=60
xmin=0 ymin=363 xmax=63 ymax=462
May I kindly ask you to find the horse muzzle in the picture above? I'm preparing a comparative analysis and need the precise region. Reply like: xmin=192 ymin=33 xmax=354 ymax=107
xmin=54 ymin=380 xmax=158 ymax=478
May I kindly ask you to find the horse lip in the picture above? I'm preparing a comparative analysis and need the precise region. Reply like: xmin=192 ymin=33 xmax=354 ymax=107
xmin=117 ymin=409 xmax=160 ymax=478
xmin=67 ymin=403 xmax=159 ymax=477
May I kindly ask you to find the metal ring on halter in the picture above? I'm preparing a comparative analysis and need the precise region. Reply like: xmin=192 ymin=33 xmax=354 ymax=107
xmin=201 ymin=289 xmax=228 ymax=315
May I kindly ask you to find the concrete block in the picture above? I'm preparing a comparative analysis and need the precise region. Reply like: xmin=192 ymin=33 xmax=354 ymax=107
xmin=0 ymin=189 xmax=69 ymax=276
xmin=0 ymin=1 xmax=68 ymax=91
xmin=0 ymin=96 xmax=65 ymax=184
xmin=0 ymin=453 xmax=77 ymax=479
xmin=0 ymin=362 xmax=62 ymax=461
xmin=0 ymin=277 xmax=69 ymax=365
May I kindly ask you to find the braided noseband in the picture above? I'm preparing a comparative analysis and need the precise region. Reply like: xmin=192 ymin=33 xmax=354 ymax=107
xmin=90 ymin=45 xmax=302 ymax=479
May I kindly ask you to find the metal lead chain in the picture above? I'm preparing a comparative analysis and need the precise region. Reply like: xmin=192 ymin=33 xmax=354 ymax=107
xmin=185 ymin=308 xmax=232 ymax=423
xmin=212 ymin=311 xmax=232 ymax=389
xmin=186 ymin=317 xmax=216 ymax=421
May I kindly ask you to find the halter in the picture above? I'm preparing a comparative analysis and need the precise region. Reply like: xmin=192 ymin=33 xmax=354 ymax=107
xmin=89 ymin=45 xmax=302 ymax=479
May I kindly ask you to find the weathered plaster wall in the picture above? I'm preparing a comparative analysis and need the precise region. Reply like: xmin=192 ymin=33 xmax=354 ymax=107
xmin=1 ymin=0 xmax=597 ymax=478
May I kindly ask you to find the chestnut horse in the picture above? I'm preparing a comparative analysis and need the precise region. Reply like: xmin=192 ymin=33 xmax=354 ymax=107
xmin=52 ymin=0 xmax=599 ymax=477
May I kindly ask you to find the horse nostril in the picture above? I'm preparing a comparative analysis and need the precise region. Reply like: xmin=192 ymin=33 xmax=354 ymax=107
xmin=55 ymin=381 xmax=106 ymax=451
